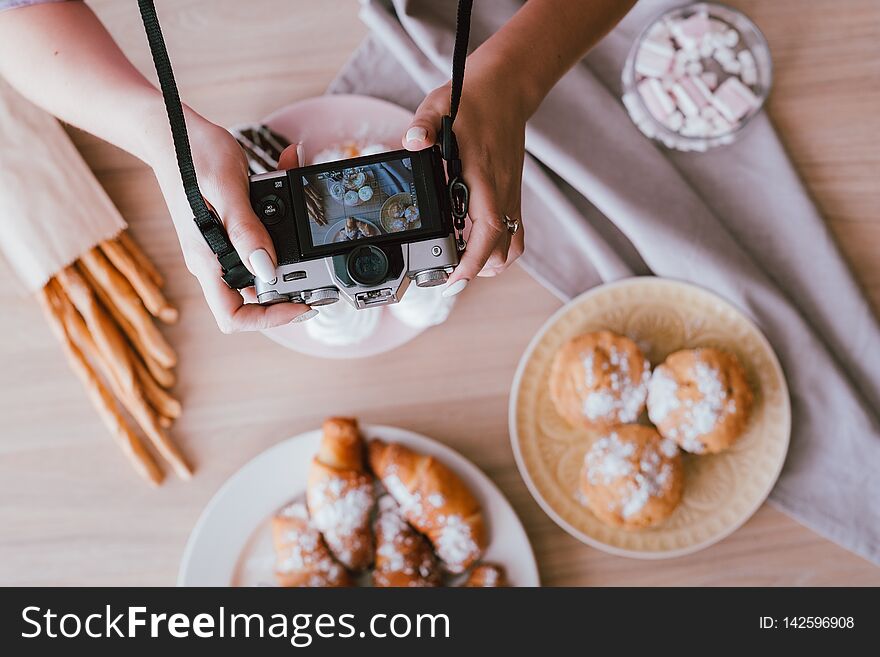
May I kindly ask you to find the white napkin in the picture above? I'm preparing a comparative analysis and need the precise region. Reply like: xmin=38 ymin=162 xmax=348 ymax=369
xmin=329 ymin=0 xmax=880 ymax=564
xmin=0 ymin=78 xmax=125 ymax=291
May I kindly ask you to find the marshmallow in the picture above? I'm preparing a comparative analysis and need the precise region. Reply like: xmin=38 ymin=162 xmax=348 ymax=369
xmin=664 ymin=110 xmax=684 ymax=131
xmin=671 ymin=77 xmax=708 ymax=117
xmin=635 ymin=38 xmax=675 ymax=77
xmin=699 ymin=104 xmax=720 ymax=121
xmin=700 ymin=71 xmax=719 ymax=90
xmin=686 ymin=60 xmax=704 ymax=76
xmin=638 ymin=77 xmax=676 ymax=120
xmin=681 ymin=115 xmax=712 ymax=138
xmin=722 ymin=28 xmax=740 ymax=48
xmin=712 ymin=76 xmax=759 ymax=122
xmin=670 ymin=12 xmax=711 ymax=50
xmin=708 ymin=18 xmax=728 ymax=34
xmin=738 ymin=49 xmax=758 ymax=85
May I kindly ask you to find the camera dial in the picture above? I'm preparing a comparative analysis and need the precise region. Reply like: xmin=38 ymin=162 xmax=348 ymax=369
xmin=305 ymin=288 xmax=340 ymax=306
xmin=414 ymin=269 xmax=449 ymax=287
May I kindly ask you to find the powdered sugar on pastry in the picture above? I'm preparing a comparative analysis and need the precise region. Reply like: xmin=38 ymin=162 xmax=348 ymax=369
xmin=272 ymin=502 xmax=348 ymax=587
xmin=581 ymin=427 xmax=682 ymax=527
xmin=373 ymin=495 xmax=441 ymax=587
xmin=648 ymin=356 xmax=739 ymax=453
xmin=308 ymin=477 xmax=374 ymax=568
xmin=549 ymin=331 xmax=651 ymax=431
xmin=381 ymin=468 xmax=477 ymax=573
xmin=432 ymin=514 xmax=479 ymax=574
xmin=646 ymin=367 xmax=681 ymax=423
xmin=581 ymin=347 xmax=650 ymax=424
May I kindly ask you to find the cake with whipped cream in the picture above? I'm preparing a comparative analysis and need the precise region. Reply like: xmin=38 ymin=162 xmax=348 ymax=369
xmin=389 ymin=281 xmax=456 ymax=329
xmin=305 ymin=300 xmax=380 ymax=346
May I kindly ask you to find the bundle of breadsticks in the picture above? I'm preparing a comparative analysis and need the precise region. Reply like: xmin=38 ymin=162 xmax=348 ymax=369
xmin=0 ymin=80 xmax=190 ymax=487
xmin=36 ymin=232 xmax=188 ymax=486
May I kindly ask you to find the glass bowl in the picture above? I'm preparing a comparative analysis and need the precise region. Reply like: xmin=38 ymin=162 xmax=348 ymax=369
xmin=622 ymin=2 xmax=772 ymax=152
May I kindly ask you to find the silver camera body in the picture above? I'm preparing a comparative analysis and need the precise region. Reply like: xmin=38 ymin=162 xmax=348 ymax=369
xmin=248 ymin=147 xmax=459 ymax=310
xmin=253 ymin=234 xmax=458 ymax=309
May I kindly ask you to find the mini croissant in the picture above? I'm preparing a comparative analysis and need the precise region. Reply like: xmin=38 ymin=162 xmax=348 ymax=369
xmin=306 ymin=417 xmax=375 ymax=571
xmin=368 ymin=439 xmax=486 ymax=573
xmin=373 ymin=495 xmax=442 ymax=587
xmin=271 ymin=502 xmax=350 ymax=587
xmin=462 ymin=563 xmax=507 ymax=587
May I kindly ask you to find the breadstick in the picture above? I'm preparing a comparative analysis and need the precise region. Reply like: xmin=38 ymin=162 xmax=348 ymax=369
xmin=159 ymin=415 xmax=173 ymax=429
xmin=38 ymin=283 xmax=164 ymax=486
xmin=100 ymin=238 xmax=178 ymax=324
xmin=79 ymin=249 xmax=177 ymax=369
xmin=55 ymin=267 xmax=192 ymax=479
xmin=78 ymin=263 xmax=175 ymax=389
xmin=133 ymin=354 xmax=181 ymax=420
xmin=117 ymin=230 xmax=164 ymax=288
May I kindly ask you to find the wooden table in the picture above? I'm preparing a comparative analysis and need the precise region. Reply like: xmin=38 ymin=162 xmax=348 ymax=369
xmin=0 ymin=0 xmax=877 ymax=586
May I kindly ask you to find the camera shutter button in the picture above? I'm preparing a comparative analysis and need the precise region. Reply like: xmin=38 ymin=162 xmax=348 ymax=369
xmin=414 ymin=269 xmax=448 ymax=288
xmin=258 ymin=195 xmax=284 ymax=225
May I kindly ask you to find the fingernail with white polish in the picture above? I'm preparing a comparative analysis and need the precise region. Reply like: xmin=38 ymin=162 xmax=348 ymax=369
xmin=249 ymin=249 xmax=277 ymax=284
xmin=442 ymin=279 xmax=468 ymax=298
xmin=405 ymin=126 xmax=427 ymax=144
xmin=291 ymin=309 xmax=319 ymax=323
xmin=295 ymin=141 xmax=305 ymax=165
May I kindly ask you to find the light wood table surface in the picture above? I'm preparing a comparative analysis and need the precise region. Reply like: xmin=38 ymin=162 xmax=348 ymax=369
xmin=0 ymin=0 xmax=877 ymax=586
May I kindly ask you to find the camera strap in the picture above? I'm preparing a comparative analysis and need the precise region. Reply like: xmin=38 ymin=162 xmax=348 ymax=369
xmin=137 ymin=0 xmax=473 ymax=288
xmin=441 ymin=0 xmax=473 ymax=251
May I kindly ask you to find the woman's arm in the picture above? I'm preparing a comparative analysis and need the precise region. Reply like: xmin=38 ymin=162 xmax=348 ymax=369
xmin=0 ymin=1 xmax=166 ymax=162
xmin=403 ymin=0 xmax=636 ymax=293
xmin=0 ymin=1 xmax=312 ymax=331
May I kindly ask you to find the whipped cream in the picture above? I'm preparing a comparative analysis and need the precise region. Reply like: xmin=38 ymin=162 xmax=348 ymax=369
xmin=389 ymin=283 xmax=456 ymax=329
xmin=305 ymin=300 xmax=380 ymax=346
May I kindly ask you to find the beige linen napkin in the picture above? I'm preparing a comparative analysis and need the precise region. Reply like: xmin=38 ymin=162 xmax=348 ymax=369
xmin=0 ymin=77 xmax=125 ymax=292
xmin=329 ymin=0 xmax=880 ymax=563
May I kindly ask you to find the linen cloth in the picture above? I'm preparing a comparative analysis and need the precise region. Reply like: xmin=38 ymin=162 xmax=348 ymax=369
xmin=0 ymin=77 xmax=125 ymax=291
xmin=329 ymin=0 xmax=880 ymax=563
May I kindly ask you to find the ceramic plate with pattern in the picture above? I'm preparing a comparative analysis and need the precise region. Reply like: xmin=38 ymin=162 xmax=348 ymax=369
xmin=509 ymin=277 xmax=790 ymax=558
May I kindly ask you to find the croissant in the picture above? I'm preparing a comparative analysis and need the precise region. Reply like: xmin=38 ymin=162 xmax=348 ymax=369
xmin=462 ymin=563 xmax=507 ymax=587
xmin=373 ymin=495 xmax=443 ymax=588
xmin=272 ymin=502 xmax=351 ymax=587
xmin=306 ymin=417 xmax=375 ymax=571
xmin=367 ymin=439 xmax=486 ymax=573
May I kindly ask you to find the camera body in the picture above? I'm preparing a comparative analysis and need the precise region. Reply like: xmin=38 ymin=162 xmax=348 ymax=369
xmin=249 ymin=146 xmax=459 ymax=309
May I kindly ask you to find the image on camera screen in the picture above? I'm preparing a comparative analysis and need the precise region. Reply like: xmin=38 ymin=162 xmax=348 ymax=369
xmin=302 ymin=157 xmax=421 ymax=247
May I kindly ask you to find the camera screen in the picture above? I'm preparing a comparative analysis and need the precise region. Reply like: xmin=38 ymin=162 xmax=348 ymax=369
xmin=301 ymin=156 xmax=422 ymax=248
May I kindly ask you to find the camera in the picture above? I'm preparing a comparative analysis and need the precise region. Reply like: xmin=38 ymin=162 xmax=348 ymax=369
xmin=248 ymin=146 xmax=459 ymax=309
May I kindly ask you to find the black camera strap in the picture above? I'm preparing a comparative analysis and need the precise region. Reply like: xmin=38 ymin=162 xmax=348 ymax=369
xmin=137 ymin=0 xmax=472 ymax=289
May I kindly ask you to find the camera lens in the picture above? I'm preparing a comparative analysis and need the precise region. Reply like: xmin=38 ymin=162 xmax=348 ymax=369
xmin=346 ymin=245 xmax=389 ymax=286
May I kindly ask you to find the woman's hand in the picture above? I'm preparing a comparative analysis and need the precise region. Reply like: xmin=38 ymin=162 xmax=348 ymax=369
xmin=149 ymin=116 xmax=315 ymax=333
xmin=402 ymin=67 xmax=528 ymax=297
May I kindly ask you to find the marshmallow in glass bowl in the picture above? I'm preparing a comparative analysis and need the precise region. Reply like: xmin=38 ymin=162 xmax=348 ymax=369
xmin=389 ymin=281 xmax=457 ymax=329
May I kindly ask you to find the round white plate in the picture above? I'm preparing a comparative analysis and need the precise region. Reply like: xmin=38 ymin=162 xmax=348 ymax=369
xmin=259 ymin=94 xmax=435 ymax=359
xmin=179 ymin=425 xmax=540 ymax=586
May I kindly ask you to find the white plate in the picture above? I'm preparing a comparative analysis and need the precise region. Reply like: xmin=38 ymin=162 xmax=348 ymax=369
xmin=179 ymin=425 xmax=540 ymax=586
xmin=259 ymin=94 xmax=438 ymax=359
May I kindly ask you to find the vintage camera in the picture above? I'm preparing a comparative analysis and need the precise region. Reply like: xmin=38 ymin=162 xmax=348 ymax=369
xmin=248 ymin=146 xmax=459 ymax=309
